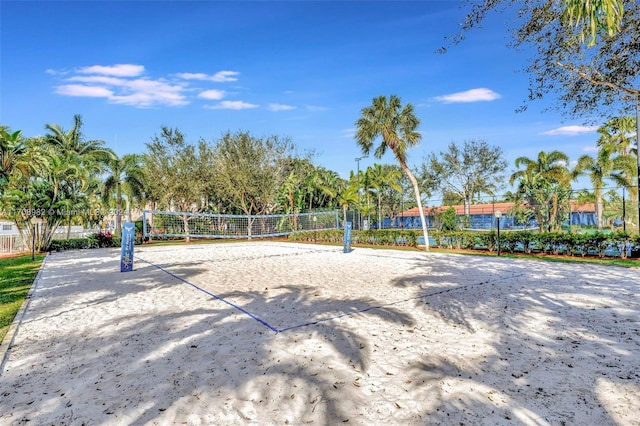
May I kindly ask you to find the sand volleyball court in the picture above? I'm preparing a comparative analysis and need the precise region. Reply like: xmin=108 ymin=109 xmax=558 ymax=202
xmin=0 ymin=241 xmax=639 ymax=425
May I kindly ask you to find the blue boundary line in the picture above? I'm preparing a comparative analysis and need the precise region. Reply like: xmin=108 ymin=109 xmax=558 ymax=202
xmin=276 ymin=272 xmax=527 ymax=333
xmin=135 ymin=256 xmax=279 ymax=333
xmin=136 ymin=254 xmax=525 ymax=334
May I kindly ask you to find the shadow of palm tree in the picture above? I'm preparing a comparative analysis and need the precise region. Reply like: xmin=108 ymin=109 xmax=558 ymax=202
xmin=1 ymin=245 xmax=418 ymax=424
xmin=389 ymin=253 xmax=640 ymax=424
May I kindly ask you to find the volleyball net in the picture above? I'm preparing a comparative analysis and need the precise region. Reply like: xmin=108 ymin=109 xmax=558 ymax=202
xmin=142 ymin=209 xmax=341 ymax=240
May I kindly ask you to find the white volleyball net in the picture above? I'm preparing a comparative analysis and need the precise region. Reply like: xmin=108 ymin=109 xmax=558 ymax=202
xmin=142 ymin=210 xmax=340 ymax=240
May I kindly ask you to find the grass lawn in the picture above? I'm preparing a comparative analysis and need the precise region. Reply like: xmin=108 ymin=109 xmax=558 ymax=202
xmin=0 ymin=254 xmax=45 ymax=343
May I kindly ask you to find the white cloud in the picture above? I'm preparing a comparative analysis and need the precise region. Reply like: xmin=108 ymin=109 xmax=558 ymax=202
xmin=54 ymin=84 xmax=114 ymax=97
xmin=211 ymin=71 xmax=239 ymax=82
xmin=198 ymin=89 xmax=225 ymax=100
xmin=435 ymin=88 xmax=501 ymax=103
xmin=177 ymin=70 xmax=239 ymax=82
xmin=78 ymin=64 xmax=144 ymax=77
xmin=207 ymin=100 xmax=259 ymax=110
xmin=111 ymin=79 xmax=188 ymax=107
xmin=268 ymin=103 xmax=296 ymax=111
xmin=56 ymin=75 xmax=188 ymax=107
xmin=109 ymin=91 xmax=188 ymax=107
xmin=51 ymin=64 xmax=242 ymax=108
xmin=583 ymin=145 xmax=598 ymax=152
xmin=540 ymin=125 xmax=598 ymax=136
xmin=67 ymin=75 xmax=126 ymax=86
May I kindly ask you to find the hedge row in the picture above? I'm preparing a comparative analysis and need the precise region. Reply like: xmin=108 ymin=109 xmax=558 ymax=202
xmin=287 ymin=229 xmax=640 ymax=259
xmin=287 ymin=229 xmax=419 ymax=247
xmin=47 ymin=232 xmax=122 ymax=252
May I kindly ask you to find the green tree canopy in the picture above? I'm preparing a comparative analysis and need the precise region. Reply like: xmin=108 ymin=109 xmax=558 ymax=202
xmin=421 ymin=140 xmax=507 ymax=217
xmin=212 ymin=131 xmax=293 ymax=218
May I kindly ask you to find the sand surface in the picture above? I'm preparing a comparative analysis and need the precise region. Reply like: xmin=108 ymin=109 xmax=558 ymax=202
xmin=1 ymin=241 xmax=639 ymax=425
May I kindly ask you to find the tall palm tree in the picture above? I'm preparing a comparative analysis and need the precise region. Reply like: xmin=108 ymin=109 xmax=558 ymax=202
xmin=573 ymin=145 xmax=629 ymax=229
xmin=102 ymin=154 xmax=144 ymax=236
xmin=355 ymin=95 xmax=429 ymax=250
xmin=44 ymin=116 xmax=114 ymax=237
xmin=596 ymin=116 xmax=638 ymax=231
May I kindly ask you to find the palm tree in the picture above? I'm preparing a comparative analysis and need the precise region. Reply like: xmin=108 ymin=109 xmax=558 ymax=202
xmin=573 ymin=146 xmax=620 ymax=229
xmin=355 ymin=95 xmax=429 ymax=250
xmin=44 ymin=116 xmax=115 ymax=238
xmin=45 ymin=115 xmax=114 ymax=166
xmin=336 ymin=185 xmax=358 ymax=227
xmin=102 ymin=154 xmax=145 ymax=236
xmin=597 ymin=116 xmax=636 ymax=156
xmin=368 ymin=163 xmax=402 ymax=229
xmin=0 ymin=128 xmax=33 ymax=190
xmin=510 ymin=150 xmax=572 ymax=232
xmin=596 ymin=115 xmax=639 ymax=231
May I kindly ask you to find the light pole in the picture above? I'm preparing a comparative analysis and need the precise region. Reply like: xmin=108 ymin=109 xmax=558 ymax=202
xmin=636 ymin=97 xmax=640 ymax=234
xmin=355 ymin=156 xmax=368 ymax=230
xmin=494 ymin=210 xmax=502 ymax=256
xmin=623 ymin=186 xmax=626 ymax=233
xmin=30 ymin=217 xmax=40 ymax=261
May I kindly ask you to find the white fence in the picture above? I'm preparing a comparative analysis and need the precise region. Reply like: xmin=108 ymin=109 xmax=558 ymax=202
xmin=0 ymin=229 xmax=96 ymax=255
xmin=0 ymin=234 xmax=26 ymax=254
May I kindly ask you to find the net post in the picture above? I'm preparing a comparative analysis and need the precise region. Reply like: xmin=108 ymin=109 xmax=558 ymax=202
xmin=142 ymin=210 xmax=149 ymax=242
xmin=120 ymin=222 xmax=135 ymax=272
xmin=343 ymin=221 xmax=352 ymax=253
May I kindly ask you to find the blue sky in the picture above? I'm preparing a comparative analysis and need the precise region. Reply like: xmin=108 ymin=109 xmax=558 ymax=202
xmin=1 ymin=1 xmax=603 ymax=194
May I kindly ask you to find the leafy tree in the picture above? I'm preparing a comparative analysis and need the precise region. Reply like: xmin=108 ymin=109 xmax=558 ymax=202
xmin=212 ymin=131 xmax=293 ymax=236
xmin=143 ymin=127 xmax=214 ymax=242
xmin=355 ymin=95 xmax=430 ymax=250
xmin=448 ymin=1 xmax=639 ymax=226
xmin=445 ymin=1 xmax=638 ymax=115
xmin=438 ymin=206 xmax=458 ymax=231
xmin=562 ymin=0 xmax=625 ymax=46
xmin=441 ymin=190 xmax=466 ymax=207
xmin=421 ymin=140 xmax=506 ymax=218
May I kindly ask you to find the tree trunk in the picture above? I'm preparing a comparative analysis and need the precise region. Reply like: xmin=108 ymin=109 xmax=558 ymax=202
xmin=596 ymin=193 xmax=603 ymax=230
xmin=182 ymin=213 xmax=191 ymax=243
xmin=378 ymin=193 xmax=382 ymax=229
xmin=115 ymin=182 xmax=122 ymax=237
xmin=402 ymin=165 xmax=429 ymax=251
xmin=343 ymin=204 xmax=348 ymax=227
